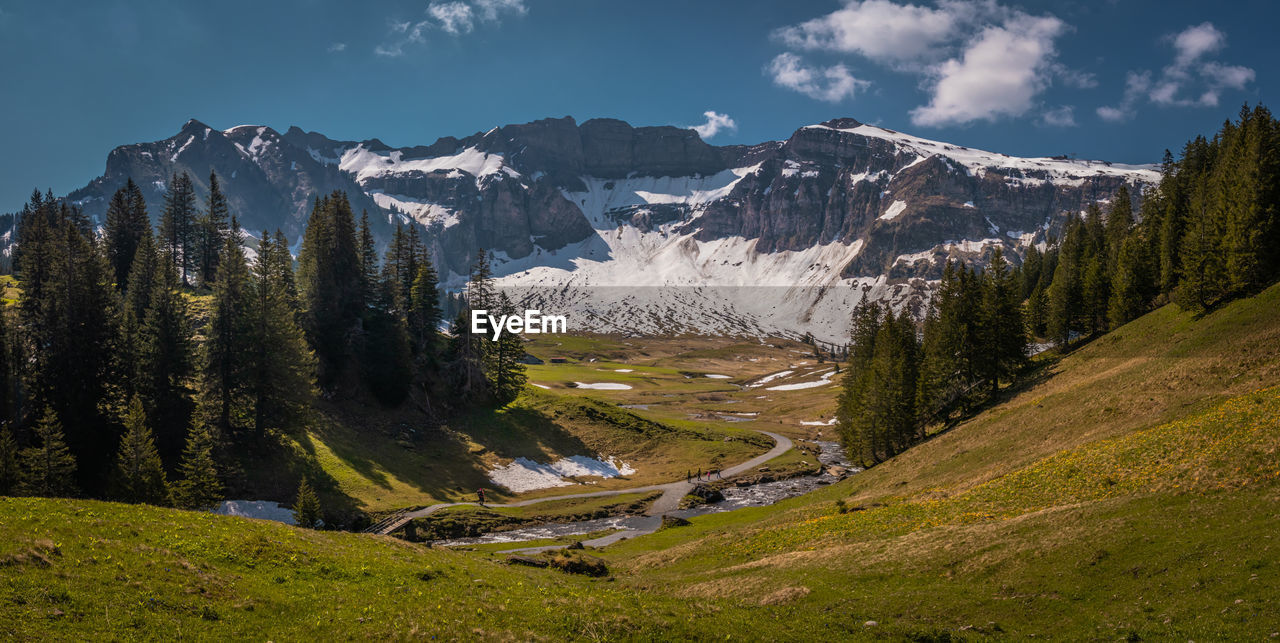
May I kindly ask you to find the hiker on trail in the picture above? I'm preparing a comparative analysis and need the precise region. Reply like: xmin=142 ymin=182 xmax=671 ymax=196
xmin=687 ymin=470 xmax=691 ymax=482
xmin=477 ymin=488 xmax=486 ymax=505
xmin=696 ymin=468 xmax=702 ymax=481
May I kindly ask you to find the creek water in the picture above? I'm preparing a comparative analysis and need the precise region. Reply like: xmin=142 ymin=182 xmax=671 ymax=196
xmin=433 ymin=440 xmax=856 ymax=548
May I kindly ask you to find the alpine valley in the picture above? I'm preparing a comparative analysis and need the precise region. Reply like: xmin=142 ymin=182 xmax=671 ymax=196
xmin=37 ymin=116 xmax=1157 ymax=341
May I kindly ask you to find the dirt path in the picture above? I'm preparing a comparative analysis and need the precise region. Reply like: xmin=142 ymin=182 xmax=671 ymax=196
xmin=368 ymin=430 xmax=793 ymax=537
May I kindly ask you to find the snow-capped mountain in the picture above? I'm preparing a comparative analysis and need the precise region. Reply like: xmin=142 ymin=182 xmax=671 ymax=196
xmin=50 ymin=116 xmax=1157 ymax=342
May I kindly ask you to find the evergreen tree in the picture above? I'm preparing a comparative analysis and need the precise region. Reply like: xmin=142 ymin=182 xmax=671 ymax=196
xmin=1175 ymin=176 xmax=1228 ymax=311
xmin=489 ymin=293 xmax=528 ymax=406
xmin=297 ymin=193 xmax=363 ymax=383
xmin=1108 ymin=234 xmax=1151 ymax=329
xmin=140 ymin=248 xmax=194 ymax=461
xmin=17 ymin=197 xmax=120 ymax=489
xmin=159 ymin=172 xmax=197 ymax=286
xmin=981 ymin=247 xmax=1027 ymax=394
xmin=0 ymin=425 xmax=18 ymax=495
xmin=362 ymin=311 xmax=413 ymax=406
xmin=1081 ymin=204 xmax=1111 ymax=333
xmin=172 ymin=425 xmax=222 ymax=510
xmin=18 ymin=409 xmax=77 ymax=497
xmin=1105 ymin=185 xmax=1134 ymax=267
xmin=836 ymin=295 xmax=882 ymax=466
xmin=1020 ymin=244 xmax=1043 ymax=300
xmin=292 ymin=477 xmax=322 ymax=529
xmin=120 ymin=228 xmax=158 ymax=398
xmin=1222 ymin=105 xmax=1279 ymax=296
xmin=0 ymin=304 xmax=13 ymax=428
xmin=103 ymin=178 xmax=150 ymax=290
xmin=446 ymin=250 xmax=497 ymax=404
xmin=113 ymin=396 xmax=169 ymax=505
xmin=201 ymin=219 xmax=253 ymax=437
xmin=194 ymin=171 xmax=229 ymax=287
xmin=1047 ymin=216 xmax=1086 ymax=346
xmin=357 ymin=210 xmax=378 ymax=308
xmin=409 ymin=255 xmax=443 ymax=355
xmin=247 ymin=233 xmax=316 ymax=432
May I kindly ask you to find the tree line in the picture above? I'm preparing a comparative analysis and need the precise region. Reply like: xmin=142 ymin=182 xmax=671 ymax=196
xmin=837 ymin=104 xmax=1280 ymax=467
xmin=0 ymin=172 xmax=525 ymax=515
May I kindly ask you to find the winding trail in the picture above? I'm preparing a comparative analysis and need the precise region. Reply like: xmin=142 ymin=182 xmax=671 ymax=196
xmin=366 ymin=430 xmax=793 ymax=541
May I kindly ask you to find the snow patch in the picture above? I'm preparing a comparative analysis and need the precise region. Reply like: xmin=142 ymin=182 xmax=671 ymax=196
xmin=800 ymin=418 xmax=838 ymax=426
xmin=766 ymin=369 xmax=836 ymax=391
xmin=211 ymin=500 xmax=296 ymax=525
xmin=879 ymin=200 xmax=908 ymax=221
xmin=573 ymin=382 xmax=632 ymax=390
xmin=488 ymin=456 xmax=636 ymax=492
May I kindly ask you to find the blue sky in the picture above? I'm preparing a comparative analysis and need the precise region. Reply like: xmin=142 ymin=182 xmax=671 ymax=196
xmin=0 ymin=0 xmax=1274 ymax=213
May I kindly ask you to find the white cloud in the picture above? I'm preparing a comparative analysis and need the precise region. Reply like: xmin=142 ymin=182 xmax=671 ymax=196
xmin=1172 ymin=22 xmax=1224 ymax=67
xmin=1094 ymin=71 xmax=1149 ymax=122
xmin=1095 ymin=106 xmax=1127 ymax=123
xmin=910 ymin=14 xmax=1066 ymax=127
xmin=774 ymin=0 xmax=981 ymax=68
xmin=1098 ymin=22 xmax=1253 ymax=120
xmin=771 ymin=1 xmax=1085 ymax=126
xmin=1040 ymin=105 xmax=1076 ymax=127
xmin=327 ymin=42 xmax=347 ymax=53
xmin=690 ymin=111 xmax=737 ymax=139
xmin=1201 ymin=62 xmax=1255 ymax=91
xmin=473 ymin=0 xmax=527 ymax=21
xmin=429 ymin=1 xmax=474 ymax=35
xmin=767 ymin=53 xmax=870 ymax=102
xmin=376 ymin=0 xmax=527 ymax=57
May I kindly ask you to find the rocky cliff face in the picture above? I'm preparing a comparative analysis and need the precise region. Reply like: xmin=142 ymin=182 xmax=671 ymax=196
xmin=49 ymin=115 xmax=1157 ymax=340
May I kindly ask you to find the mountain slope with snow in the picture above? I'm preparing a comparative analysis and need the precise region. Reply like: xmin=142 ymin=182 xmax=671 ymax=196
xmin=42 ymin=116 xmax=1157 ymax=341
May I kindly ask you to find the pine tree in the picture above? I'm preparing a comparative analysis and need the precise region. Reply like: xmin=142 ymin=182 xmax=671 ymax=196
xmin=1081 ymin=204 xmax=1111 ymax=333
xmin=982 ymin=247 xmax=1027 ymax=394
xmin=0 ymin=425 xmax=19 ymax=495
xmin=1175 ymin=177 xmax=1227 ymax=311
xmin=140 ymin=248 xmax=194 ymax=461
xmin=17 ymin=198 xmax=120 ymax=489
xmin=0 ymin=304 xmax=13 ymax=427
xmin=917 ymin=262 xmax=965 ymax=420
xmin=1222 ymin=105 xmax=1279 ymax=296
xmin=1020 ymin=244 xmax=1043 ymax=300
xmin=173 ymin=425 xmax=222 ymax=510
xmin=1105 ymin=185 xmax=1134 ymax=267
xmin=292 ymin=477 xmax=322 ymax=529
xmin=489 ymin=293 xmax=528 ymax=406
xmin=113 ymin=397 xmax=169 ymax=505
xmin=159 ymin=172 xmax=197 ymax=286
xmin=409 ymin=255 xmax=443 ymax=355
xmin=195 ymin=171 xmax=229 ymax=287
xmin=18 ymin=409 xmax=78 ymax=497
xmin=1108 ymin=234 xmax=1150 ymax=329
xmin=103 ymin=178 xmax=150 ymax=290
xmin=297 ymin=193 xmax=363 ymax=382
xmin=362 ymin=310 xmax=413 ymax=406
xmin=446 ymin=250 xmax=496 ymax=404
xmin=120 ymin=228 xmax=158 ymax=398
xmin=247 ymin=232 xmax=316 ymax=432
xmin=836 ymin=294 xmax=882 ymax=466
xmin=1047 ymin=216 xmax=1085 ymax=346
xmin=357 ymin=210 xmax=378 ymax=309
xmin=201 ymin=218 xmax=253 ymax=437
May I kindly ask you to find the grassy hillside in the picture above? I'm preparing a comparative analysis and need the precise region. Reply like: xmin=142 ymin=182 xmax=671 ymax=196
xmin=3 ymin=286 xmax=1279 ymax=639
xmin=594 ymin=283 xmax=1280 ymax=637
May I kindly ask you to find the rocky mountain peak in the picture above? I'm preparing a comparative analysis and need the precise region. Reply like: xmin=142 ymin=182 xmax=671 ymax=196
xmin=819 ymin=117 xmax=863 ymax=129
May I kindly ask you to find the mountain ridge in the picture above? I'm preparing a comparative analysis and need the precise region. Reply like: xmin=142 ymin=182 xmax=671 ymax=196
xmin=39 ymin=115 xmax=1158 ymax=340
